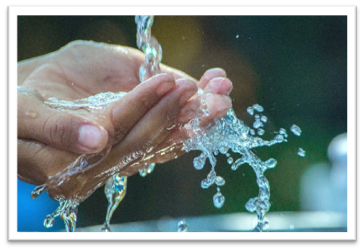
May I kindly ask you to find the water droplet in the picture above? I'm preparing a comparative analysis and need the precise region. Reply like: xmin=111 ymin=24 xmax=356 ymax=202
xmin=213 ymin=190 xmax=225 ymax=208
xmin=25 ymin=110 xmax=39 ymax=119
xmin=252 ymin=104 xmax=264 ymax=112
xmin=290 ymin=124 xmax=302 ymax=136
xmin=227 ymin=157 xmax=234 ymax=164
xmin=177 ymin=220 xmax=188 ymax=232
xmin=147 ymin=163 xmax=156 ymax=173
xmin=193 ymin=153 xmax=206 ymax=170
xmin=258 ymin=128 xmax=265 ymax=136
xmin=265 ymin=158 xmax=277 ymax=169
xmin=274 ymin=134 xmax=284 ymax=143
xmin=260 ymin=115 xmax=268 ymax=123
xmin=215 ymin=176 xmax=225 ymax=186
xmin=44 ymin=215 xmax=54 ymax=228
xmin=253 ymin=120 xmax=263 ymax=129
xmin=139 ymin=168 xmax=147 ymax=177
xmin=236 ymin=34 xmax=239 ymax=39
xmin=279 ymin=128 xmax=288 ymax=138
xmin=297 ymin=148 xmax=306 ymax=157
xmin=250 ymin=129 xmax=255 ymax=135
xmin=247 ymin=106 xmax=254 ymax=116
xmin=219 ymin=147 xmax=229 ymax=154
xmin=31 ymin=184 xmax=46 ymax=199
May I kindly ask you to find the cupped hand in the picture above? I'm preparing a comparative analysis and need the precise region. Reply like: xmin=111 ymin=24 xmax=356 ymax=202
xmin=18 ymin=40 xmax=233 ymax=201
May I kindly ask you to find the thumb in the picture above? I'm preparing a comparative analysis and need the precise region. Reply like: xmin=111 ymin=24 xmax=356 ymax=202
xmin=18 ymin=86 xmax=108 ymax=154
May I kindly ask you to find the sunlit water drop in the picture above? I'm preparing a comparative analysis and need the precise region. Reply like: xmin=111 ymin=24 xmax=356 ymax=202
xmin=213 ymin=188 xmax=225 ymax=209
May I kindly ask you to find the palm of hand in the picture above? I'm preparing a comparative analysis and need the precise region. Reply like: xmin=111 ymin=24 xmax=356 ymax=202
xmin=18 ymin=41 xmax=233 ymax=202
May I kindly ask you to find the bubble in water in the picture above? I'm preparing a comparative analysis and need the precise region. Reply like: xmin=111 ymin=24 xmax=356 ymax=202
xmin=213 ymin=189 xmax=225 ymax=208
xmin=252 ymin=104 xmax=264 ymax=113
xmin=177 ymin=220 xmax=188 ymax=232
xmin=290 ymin=124 xmax=302 ymax=136
xmin=297 ymin=148 xmax=306 ymax=157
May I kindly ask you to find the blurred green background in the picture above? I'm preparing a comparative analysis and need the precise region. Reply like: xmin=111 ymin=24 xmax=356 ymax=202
xmin=17 ymin=15 xmax=347 ymax=231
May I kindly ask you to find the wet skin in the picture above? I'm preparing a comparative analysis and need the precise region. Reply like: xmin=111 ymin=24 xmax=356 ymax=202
xmin=17 ymin=40 xmax=233 ymax=201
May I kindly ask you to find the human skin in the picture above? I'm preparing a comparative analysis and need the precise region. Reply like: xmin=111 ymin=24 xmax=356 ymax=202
xmin=18 ymin=40 xmax=233 ymax=202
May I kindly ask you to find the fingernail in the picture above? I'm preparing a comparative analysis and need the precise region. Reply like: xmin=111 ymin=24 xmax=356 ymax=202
xmin=78 ymin=124 xmax=103 ymax=150
xmin=156 ymin=81 xmax=175 ymax=96
xmin=204 ymin=68 xmax=226 ymax=79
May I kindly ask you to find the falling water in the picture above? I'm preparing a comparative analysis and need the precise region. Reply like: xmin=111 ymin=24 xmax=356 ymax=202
xmin=29 ymin=15 xmax=305 ymax=232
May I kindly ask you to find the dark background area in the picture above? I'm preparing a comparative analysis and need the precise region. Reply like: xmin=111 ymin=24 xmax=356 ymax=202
xmin=17 ymin=15 xmax=347 ymax=231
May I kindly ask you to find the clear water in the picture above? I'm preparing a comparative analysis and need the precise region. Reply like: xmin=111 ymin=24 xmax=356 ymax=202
xmin=102 ymin=174 xmax=128 ymax=232
xmin=177 ymin=219 xmax=189 ymax=232
xmin=183 ymin=105 xmax=300 ymax=231
xmin=30 ymin=15 xmax=304 ymax=232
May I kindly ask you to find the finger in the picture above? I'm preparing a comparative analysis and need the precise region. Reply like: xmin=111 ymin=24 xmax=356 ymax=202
xmin=98 ymin=78 xmax=198 ymax=174
xmin=198 ymin=68 xmax=226 ymax=89
xmin=18 ymin=86 xmax=109 ymax=154
xmin=108 ymin=73 xmax=176 ymax=144
xmin=203 ymin=77 xmax=233 ymax=96
xmin=177 ymin=77 xmax=232 ymax=125
xmin=17 ymin=138 xmax=78 ymax=186
xmin=203 ymin=94 xmax=232 ymax=121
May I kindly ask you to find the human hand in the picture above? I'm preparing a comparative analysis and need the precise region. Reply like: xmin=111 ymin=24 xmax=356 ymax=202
xmin=18 ymin=40 xmax=232 ymax=201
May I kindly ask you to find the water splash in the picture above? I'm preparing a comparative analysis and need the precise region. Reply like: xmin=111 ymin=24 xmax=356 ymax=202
xmin=100 ymin=15 xmax=161 ymax=232
xmin=135 ymin=15 xmax=162 ymax=82
xmin=183 ymin=105 xmax=299 ymax=231
xmin=102 ymin=174 xmax=128 ymax=232
xmin=29 ymin=15 xmax=305 ymax=232
xmin=43 ymin=198 xmax=79 ymax=232
xmin=30 ymin=144 xmax=111 ymax=232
